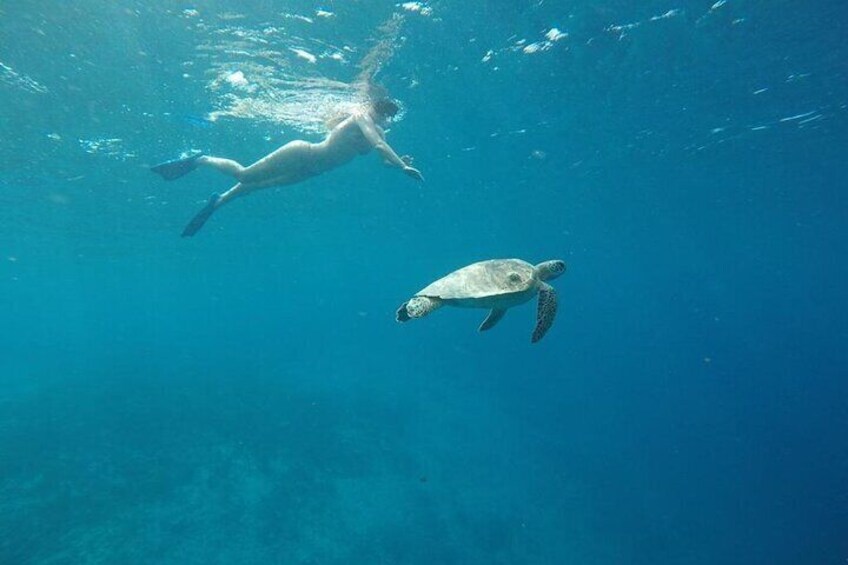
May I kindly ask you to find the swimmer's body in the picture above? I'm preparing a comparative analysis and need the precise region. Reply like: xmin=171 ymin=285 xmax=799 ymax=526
xmin=151 ymin=98 xmax=423 ymax=237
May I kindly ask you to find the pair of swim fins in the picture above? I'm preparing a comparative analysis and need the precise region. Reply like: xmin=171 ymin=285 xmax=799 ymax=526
xmin=150 ymin=152 xmax=218 ymax=237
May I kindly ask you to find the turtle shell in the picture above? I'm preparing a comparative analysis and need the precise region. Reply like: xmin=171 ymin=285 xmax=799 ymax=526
xmin=416 ymin=259 xmax=537 ymax=300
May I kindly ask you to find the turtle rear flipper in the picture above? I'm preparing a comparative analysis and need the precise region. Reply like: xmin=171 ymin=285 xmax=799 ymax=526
xmin=478 ymin=308 xmax=506 ymax=332
xmin=396 ymin=296 xmax=441 ymax=322
xmin=396 ymin=302 xmax=412 ymax=322
xmin=531 ymin=283 xmax=557 ymax=343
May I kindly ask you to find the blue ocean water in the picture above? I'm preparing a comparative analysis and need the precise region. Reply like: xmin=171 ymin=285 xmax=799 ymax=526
xmin=1 ymin=1 xmax=847 ymax=563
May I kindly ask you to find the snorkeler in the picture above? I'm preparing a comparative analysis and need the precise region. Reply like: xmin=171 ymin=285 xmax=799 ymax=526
xmin=151 ymin=97 xmax=423 ymax=236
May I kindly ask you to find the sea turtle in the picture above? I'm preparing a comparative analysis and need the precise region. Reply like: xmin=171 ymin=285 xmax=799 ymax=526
xmin=396 ymin=258 xmax=566 ymax=343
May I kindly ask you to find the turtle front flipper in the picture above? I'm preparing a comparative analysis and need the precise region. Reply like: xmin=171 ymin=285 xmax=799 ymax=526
xmin=531 ymin=283 xmax=558 ymax=343
xmin=396 ymin=296 xmax=441 ymax=322
xmin=478 ymin=308 xmax=507 ymax=332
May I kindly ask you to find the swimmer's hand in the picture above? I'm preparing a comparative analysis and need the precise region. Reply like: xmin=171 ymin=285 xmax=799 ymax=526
xmin=403 ymin=166 xmax=424 ymax=181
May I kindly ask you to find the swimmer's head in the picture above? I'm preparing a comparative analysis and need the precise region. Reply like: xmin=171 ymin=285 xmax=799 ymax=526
xmin=372 ymin=98 xmax=400 ymax=120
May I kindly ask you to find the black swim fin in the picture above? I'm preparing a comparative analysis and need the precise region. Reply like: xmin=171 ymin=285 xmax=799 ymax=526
xmin=182 ymin=194 xmax=221 ymax=237
xmin=151 ymin=152 xmax=203 ymax=181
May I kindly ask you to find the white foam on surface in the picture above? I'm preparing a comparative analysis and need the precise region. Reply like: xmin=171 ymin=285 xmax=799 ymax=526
xmin=545 ymin=28 xmax=567 ymax=42
xmin=779 ymin=110 xmax=817 ymax=123
xmin=0 ymin=61 xmax=48 ymax=94
xmin=225 ymin=70 xmax=249 ymax=87
xmin=400 ymin=2 xmax=433 ymax=16
xmin=283 ymin=13 xmax=314 ymax=24
xmin=291 ymin=48 xmax=318 ymax=64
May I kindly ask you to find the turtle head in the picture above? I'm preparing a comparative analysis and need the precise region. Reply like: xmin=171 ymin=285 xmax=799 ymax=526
xmin=535 ymin=259 xmax=566 ymax=281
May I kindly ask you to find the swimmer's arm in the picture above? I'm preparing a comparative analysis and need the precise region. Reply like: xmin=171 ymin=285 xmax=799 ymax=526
xmin=356 ymin=115 xmax=423 ymax=180
xmin=356 ymin=115 xmax=404 ymax=167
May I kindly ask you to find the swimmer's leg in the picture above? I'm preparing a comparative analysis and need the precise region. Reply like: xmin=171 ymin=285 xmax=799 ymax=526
xmin=196 ymin=156 xmax=248 ymax=179
xmin=152 ymin=152 xmax=251 ymax=182
xmin=174 ymin=140 xmax=316 ymax=185
xmin=151 ymin=151 xmax=204 ymax=181
xmin=238 ymin=140 xmax=314 ymax=184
